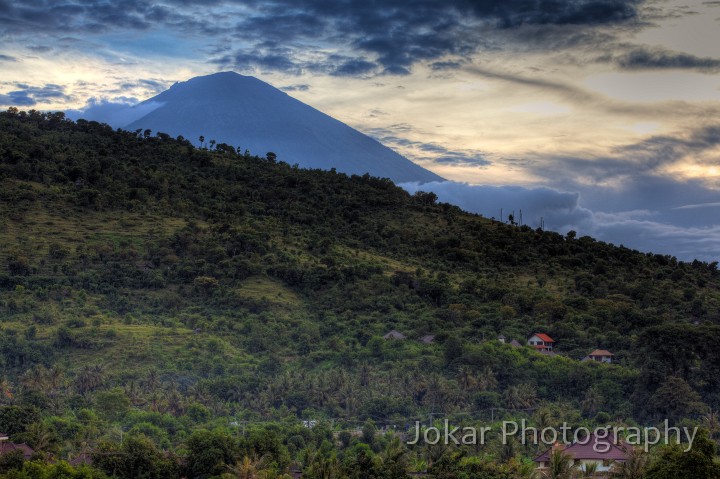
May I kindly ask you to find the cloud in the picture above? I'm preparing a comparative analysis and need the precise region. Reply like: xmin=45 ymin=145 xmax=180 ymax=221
xmin=0 ymin=83 xmax=72 ymax=107
xmin=611 ymin=46 xmax=720 ymax=71
xmin=214 ymin=49 xmax=303 ymax=75
xmin=399 ymin=181 xmax=590 ymax=227
xmin=0 ymin=53 xmax=17 ymax=62
xmin=330 ymin=57 xmax=378 ymax=77
xmin=398 ymin=180 xmax=720 ymax=261
xmin=368 ymin=126 xmax=491 ymax=167
xmin=66 ymin=99 xmax=164 ymax=128
xmin=527 ymin=125 xmax=720 ymax=187
xmin=673 ymin=202 xmax=720 ymax=210
xmin=280 ymin=84 xmax=310 ymax=92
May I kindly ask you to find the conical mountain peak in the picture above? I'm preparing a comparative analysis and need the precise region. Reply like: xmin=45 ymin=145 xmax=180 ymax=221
xmin=122 ymin=72 xmax=443 ymax=184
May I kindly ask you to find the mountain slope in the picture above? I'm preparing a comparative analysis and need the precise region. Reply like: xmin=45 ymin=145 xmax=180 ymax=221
xmin=1 ymin=109 xmax=720 ymax=447
xmin=122 ymin=71 xmax=443 ymax=184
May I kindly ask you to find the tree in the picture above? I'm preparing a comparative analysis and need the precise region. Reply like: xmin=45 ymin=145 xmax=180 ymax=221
xmin=361 ymin=419 xmax=376 ymax=445
xmin=185 ymin=430 xmax=238 ymax=479
xmin=610 ymin=447 xmax=649 ymax=479
xmin=647 ymin=376 xmax=706 ymax=423
xmin=580 ymin=461 xmax=598 ymax=478
xmin=92 ymin=435 xmax=180 ymax=479
xmin=541 ymin=449 xmax=579 ymax=479
xmin=645 ymin=429 xmax=720 ymax=479
xmin=266 ymin=152 xmax=277 ymax=162
xmin=94 ymin=388 xmax=130 ymax=422
xmin=0 ymin=404 xmax=41 ymax=436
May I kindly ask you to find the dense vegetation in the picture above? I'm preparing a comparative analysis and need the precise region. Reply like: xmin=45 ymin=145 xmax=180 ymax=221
xmin=1 ymin=108 xmax=719 ymax=478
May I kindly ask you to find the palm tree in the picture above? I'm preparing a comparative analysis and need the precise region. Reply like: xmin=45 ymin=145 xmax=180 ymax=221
xmin=74 ymin=364 xmax=104 ymax=396
xmin=225 ymin=455 xmax=265 ymax=479
xmin=0 ymin=378 xmax=14 ymax=403
xmin=581 ymin=461 xmax=598 ymax=478
xmin=610 ymin=448 xmax=649 ymax=479
xmin=23 ymin=422 xmax=57 ymax=455
xmin=457 ymin=365 xmax=476 ymax=391
xmin=303 ymin=448 xmax=342 ymax=479
xmin=477 ymin=367 xmax=498 ymax=391
xmin=408 ymin=454 xmax=428 ymax=474
xmin=701 ymin=410 xmax=720 ymax=442
xmin=581 ymin=387 xmax=603 ymax=417
xmin=540 ymin=449 xmax=579 ymax=479
xmin=503 ymin=384 xmax=538 ymax=409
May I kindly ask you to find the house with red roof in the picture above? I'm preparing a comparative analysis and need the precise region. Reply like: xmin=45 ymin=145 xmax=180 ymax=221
xmin=534 ymin=433 xmax=631 ymax=475
xmin=528 ymin=333 xmax=555 ymax=351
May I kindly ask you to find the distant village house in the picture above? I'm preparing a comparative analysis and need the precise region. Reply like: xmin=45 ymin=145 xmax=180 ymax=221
xmin=582 ymin=349 xmax=614 ymax=364
xmin=534 ymin=433 xmax=631 ymax=475
xmin=383 ymin=330 xmax=406 ymax=340
xmin=528 ymin=333 xmax=555 ymax=351
xmin=0 ymin=432 xmax=34 ymax=460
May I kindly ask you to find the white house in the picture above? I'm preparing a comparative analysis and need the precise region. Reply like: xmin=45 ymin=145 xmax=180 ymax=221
xmin=583 ymin=349 xmax=614 ymax=364
xmin=528 ymin=333 xmax=555 ymax=351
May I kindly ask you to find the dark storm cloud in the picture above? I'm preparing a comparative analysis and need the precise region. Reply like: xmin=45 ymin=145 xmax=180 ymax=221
xmin=213 ymin=45 xmax=380 ymax=77
xmin=234 ymin=0 xmax=641 ymax=73
xmin=0 ymin=0 xmax=644 ymax=76
xmin=27 ymin=45 xmax=53 ymax=53
xmin=0 ymin=53 xmax=17 ymax=61
xmin=612 ymin=46 xmax=720 ymax=71
xmin=330 ymin=57 xmax=378 ymax=77
xmin=0 ymin=83 xmax=72 ymax=107
xmin=214 ymin=49 xmax=304 ymax=75
xmin=430 ymin=60 xmax=466 ymax=71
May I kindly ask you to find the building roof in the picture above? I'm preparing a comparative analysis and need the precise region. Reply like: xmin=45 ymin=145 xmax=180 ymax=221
xmin=0 ymin=441 xmax=34 ymax=460
xmin=383 ymin=330 xmax=406 ymax=340
xmin=0 ymin=433 xmax=8 ymax=440
xmin=534 ymin=434 xmax=630 ymax=463
xmin=420 ymin=334 xmax=435 ymax=344
xmin=509 ymin=339 xmax=523 ymax=348
xmin=589 ymin=349 xmax=614 ymax=357
xmin=531 ymin=333 xmax=555 ymax=343
xmin=69 ymin=452 xmax=93 ymax=467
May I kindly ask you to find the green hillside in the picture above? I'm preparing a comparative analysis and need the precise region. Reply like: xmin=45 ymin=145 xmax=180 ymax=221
xmin=1 ymin=108 xmax=720 ymax=478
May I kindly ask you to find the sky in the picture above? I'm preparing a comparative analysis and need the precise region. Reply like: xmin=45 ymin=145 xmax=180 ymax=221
xmin=1 ymin=0 xmax=720 ymax=261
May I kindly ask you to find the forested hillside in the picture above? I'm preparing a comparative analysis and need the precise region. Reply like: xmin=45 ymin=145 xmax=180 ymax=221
xmin=1 ymin=108 xmax=719 ymax=478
